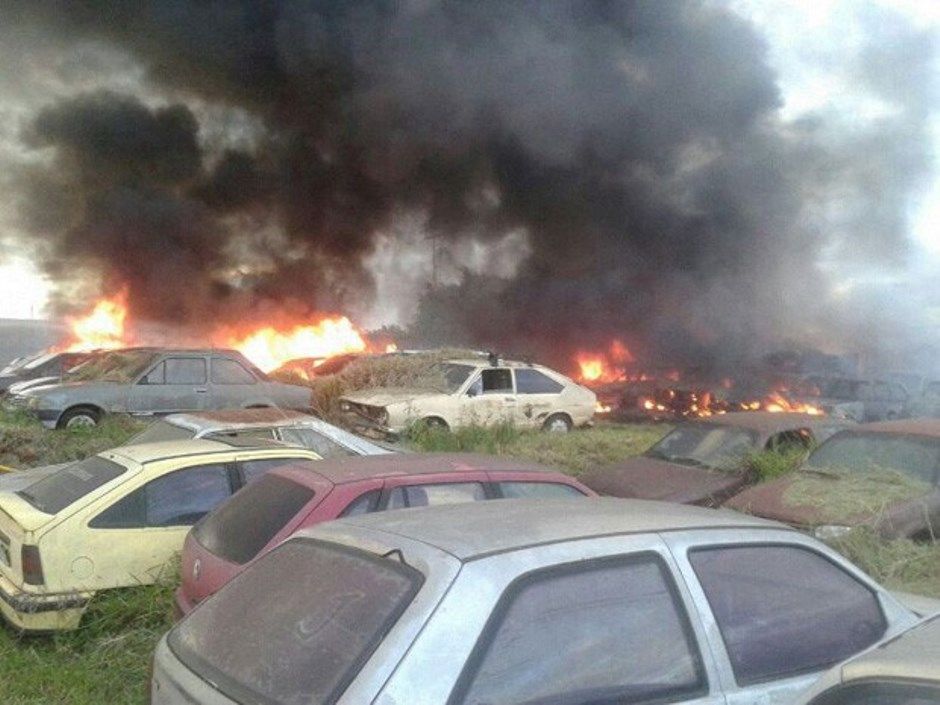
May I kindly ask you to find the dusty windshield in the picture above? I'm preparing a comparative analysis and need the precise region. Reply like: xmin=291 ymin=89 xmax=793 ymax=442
xmin=806 ymin=432 xmax=940 ymax=485
xmin=437 ymin=363 xmax=476 ymax=393
xmin=67 ymin=350 xmax=159 ymax=383
xmin=645 ymin=424 xmax=757 ymax=471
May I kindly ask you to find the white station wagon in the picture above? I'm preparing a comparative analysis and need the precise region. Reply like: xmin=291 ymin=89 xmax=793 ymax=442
xmin=340 ymin=358 xmax=596 ymax=434
xmin=151 ymin=499 xmax=934 ymax=705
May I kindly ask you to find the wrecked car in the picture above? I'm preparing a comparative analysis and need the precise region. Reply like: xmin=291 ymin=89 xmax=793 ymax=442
xmin=581 ymin=411 xmax=852 ymax=505
xmin=271 ymin=352 xmax=363 ymax=380
xmin=724 ymin=419 xmax=940 ymax=541
xmin=0 ymin=437 xmax=321 ymax=632
xmin=0 ymin=350 xmax=97 ymax=395
xmin=175 ymin=453 xmax=593 ymax=616
xmin=797 ymin=614 xmax=940 ymax=705
xmin=340 ymin=357 xmax=596 ymax=434
xmin=126 ymin=408 xmax=392 ymax=458
xmin=6 ymin=348 xmax=312 ymax=429
xmin=796 ymin=377 xmax=909 ymax=422
xmin=152 ymin=498 xmax=927 ymax=705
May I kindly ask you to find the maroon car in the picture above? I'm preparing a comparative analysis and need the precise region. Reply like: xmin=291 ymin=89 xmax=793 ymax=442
xmin=175 ymin=453 xmax=593 ymax=616
xmin=581 ymin=412 xmax=853 ymax=506
xmin=725 ymin=419 xmax=940 ymax=540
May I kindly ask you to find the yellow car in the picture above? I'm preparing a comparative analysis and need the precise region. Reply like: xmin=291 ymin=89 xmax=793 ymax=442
xmin=0 ymin=438 xmax=320 ymax=632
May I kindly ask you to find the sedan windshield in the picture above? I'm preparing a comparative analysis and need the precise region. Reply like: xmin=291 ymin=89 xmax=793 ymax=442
xmin=169 ymin=539 xmax=422 ymax=705
xmin=645 ymin=424 xmax=757 ymax=471
xmin=68 ymin=350 xmax=159 ymax=383
xmin=807 ymin=432 xmax=940 ymax=485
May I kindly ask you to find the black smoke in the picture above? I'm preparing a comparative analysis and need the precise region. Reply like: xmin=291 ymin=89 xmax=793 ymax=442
xmin=3 ymin=1 xmax=936 ymax=371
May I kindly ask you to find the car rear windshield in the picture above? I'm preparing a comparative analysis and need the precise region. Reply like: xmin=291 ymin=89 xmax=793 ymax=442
xmin=645 ymin=424 xmax=757 ymax=471
xmin=16 ymin=456 xmax=126 ymax=514
xmin=192 ymin=474 xmax=317 ymax=564
xmin=807 ymin=431 xmax=940 ymax=484
xmin=126 ymin=420 xmax=195 ymax=445
xmin=169 ymin=539 xmax=423 ymax=705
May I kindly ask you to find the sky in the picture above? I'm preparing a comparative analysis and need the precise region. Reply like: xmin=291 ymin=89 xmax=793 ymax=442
xmin=0 ymin=0 xmax=937 ymax=326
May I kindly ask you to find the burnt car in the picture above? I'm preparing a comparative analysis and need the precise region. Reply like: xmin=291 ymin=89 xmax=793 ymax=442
xmin=271 ymin=352 xmax=363 ymax=380
xmin=725 ymin=419 xmax=940 ymax=541
xmin=7 ymin=348 xmax=311 ymax=429
xmin=906 ymin=379 xmax=940 ymax=419
xmin=0 ymin=350 xmax=97 ymax=395
xmin=581 ymin=412 xmax=853 ymax=506
xmin=796 ymin=377 xmax=909 ymax=422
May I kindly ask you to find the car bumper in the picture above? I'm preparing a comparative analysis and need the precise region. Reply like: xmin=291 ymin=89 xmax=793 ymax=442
xmin=0 ymin=573 xmax=92 ymax=632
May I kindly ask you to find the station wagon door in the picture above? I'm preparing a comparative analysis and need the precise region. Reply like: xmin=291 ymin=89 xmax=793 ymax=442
xmin=127 ymin=356 xmax=210 ymax=415
xmin=664 ymin=530 xmax=899 ymax=705
xmin=80 ymin=462 xmax=236 ymax=589
xmin=208 ymin=356 xmax=261 ymax=410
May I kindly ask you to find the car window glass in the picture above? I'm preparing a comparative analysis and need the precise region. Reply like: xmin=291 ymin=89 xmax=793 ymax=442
xmin=165 ymin=358 xmax=207 ymax=385
xmin=280 ymin=428 xmax=356 ymax=458
xmin=240 ymin=457 xmax=315 ymax=485
xmin=647 ymin=424 xmax=757 ymax=471
xmin=209 ymin=428 xmax=277 ymax=443
xmin=811 ymin=682 xmax=940 ymax=705
xmin=211 ymin=358 xmax=256 ymax=385
xmin=141 ymin=361 xmax=165 ymax=385
xmin=145 ymin=463 xmax=232 ymax=526
xmin=388 ymin=482 xmax=485 ymax=509
xmin=807 ymin=432 xmax=940 ymax=484
xmin=466 ymin=375 xmax=483 ymax=397
xmin=192 ymin=474 xmax=316 ymax=565
xmin=689 ymin=545 xmax=886 ymax=685
xmin=339 ymin=489 xmax=382 ymax=517
xmin=481 ymin=369 xmax=513 ymax=394
xmin=18 ymin=457 xmax=126 ymax=515
xmin=498 ymin=481 xmax=586 ymax=499
xmin=514 ymin=369 xmax=564 ymax=394
xmin=453 ymin=555 xmax=705 ymax=705
xmin=169 ymin=540 xmax=422 ymax=705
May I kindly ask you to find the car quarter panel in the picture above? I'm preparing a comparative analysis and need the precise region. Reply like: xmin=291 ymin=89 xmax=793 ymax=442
xmin=374 ymin=533 xmax=724 ymax=705
xmin=661 ymin=528 xmax=919 ymax=705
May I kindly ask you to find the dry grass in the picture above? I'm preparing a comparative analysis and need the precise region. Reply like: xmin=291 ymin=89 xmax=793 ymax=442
xmin=830 ymin=529 xmax=940 ymax=599
xmin=783 ymin=468 xmax=932 ymax=522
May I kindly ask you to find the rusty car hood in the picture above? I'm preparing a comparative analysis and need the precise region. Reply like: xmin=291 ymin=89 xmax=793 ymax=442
xmin=342 ymin=387 xmax=441 ymax=407
xmin=580 ymin=456 xmax=749 ymax=506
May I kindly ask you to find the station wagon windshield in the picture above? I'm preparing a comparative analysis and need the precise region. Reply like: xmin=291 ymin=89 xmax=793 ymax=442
xmin=169 ymin=539 xmax=422 ymax=705
xmin=68 ymin=350 xmax=160 ymax=383
xmin=807 ymin=432 xmax=940 ymax=485
xmin=645 ymin=424 xmax=757 ymax=471
xmin=16 ymin=457 xmax=127 ymax=514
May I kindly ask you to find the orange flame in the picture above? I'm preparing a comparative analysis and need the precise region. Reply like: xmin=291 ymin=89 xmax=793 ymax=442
xmin=226 ymin=316 xmax=369 ymax=372
xmin=575 ymin=339 xmax=634 ymax=383
xmin=59 ymin=292 xmax=130 ymax=352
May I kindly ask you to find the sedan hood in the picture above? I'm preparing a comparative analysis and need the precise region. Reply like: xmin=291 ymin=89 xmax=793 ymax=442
xmin=343 ymin=387 xmax=441 ymax=407
xmin=580 ymin=456 xmax=749 ymax=506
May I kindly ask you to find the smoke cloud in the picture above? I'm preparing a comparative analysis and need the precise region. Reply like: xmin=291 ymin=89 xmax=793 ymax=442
xmin=2 ymin=1 xmax=937 ymax=371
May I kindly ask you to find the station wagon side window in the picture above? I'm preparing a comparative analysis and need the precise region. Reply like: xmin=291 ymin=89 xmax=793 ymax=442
xmin=211 ymin=357 xmax=257 ymax=385
xmin=688 ymin=544 xmax=887 ymax=685
xmin=451 ymin=554 xmax=706 ymax=705
xmin=386 ymin=482 xmax=486 ymax=509
xmin=481 ymin=368 xmax=513 ymax=394
xmin=514 ymin=369 xmax=564 ymax=394
xmin=497 ymin=481 xmax=586 ymax=499
xmin=90 ymin=463 xmax=233 ymax=528
xmin=339 ymin=489 xmax=382 ymax=517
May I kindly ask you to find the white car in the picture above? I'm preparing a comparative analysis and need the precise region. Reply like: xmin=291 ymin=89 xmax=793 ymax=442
xmin=340 ymin=358 xmax=596 ymax=434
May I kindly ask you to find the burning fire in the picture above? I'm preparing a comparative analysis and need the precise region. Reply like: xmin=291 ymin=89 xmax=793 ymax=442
xmin=575 ymin=339 xmax=635 ymax=383
xmin=59 ymin=292 xmax=130 ymax=352
xmin=226 ymin=316 xmax=369 ymax=372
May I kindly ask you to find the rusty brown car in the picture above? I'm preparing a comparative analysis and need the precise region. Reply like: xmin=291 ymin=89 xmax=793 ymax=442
xmin=581 ymin=412 xmax=852 ymax=506
xmin=725 ymin=419 xmax=940 ymax=541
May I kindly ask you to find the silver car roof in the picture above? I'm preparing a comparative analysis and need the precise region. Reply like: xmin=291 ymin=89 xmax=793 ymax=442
xmin=313 ymin=497 xmax=785 ymax=560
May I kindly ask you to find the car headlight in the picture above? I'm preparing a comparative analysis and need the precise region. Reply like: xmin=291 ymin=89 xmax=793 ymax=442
xmin=814 ymin=525 xmax=853 ymax=541
xmin=339 ymin=401 xmax=352 ymax=412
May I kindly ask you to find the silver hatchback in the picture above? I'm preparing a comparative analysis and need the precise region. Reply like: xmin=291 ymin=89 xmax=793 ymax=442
xmin=151 ymin=499 xmax=932 ymax=705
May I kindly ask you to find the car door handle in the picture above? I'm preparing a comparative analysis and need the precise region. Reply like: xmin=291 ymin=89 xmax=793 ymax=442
xmin=504 ymin=396 xmax=515 ymax=402
xmin=194 ymin=388 xmax=208 ymax=393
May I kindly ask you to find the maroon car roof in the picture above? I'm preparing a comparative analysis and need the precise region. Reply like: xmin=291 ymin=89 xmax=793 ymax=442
xmin=276 ymin=452 xmax=565 ymax=486
xmin=692 ymin=411 xmax=846 ymax=434
xmin=854 ymin=418 xmax=940 ymax=437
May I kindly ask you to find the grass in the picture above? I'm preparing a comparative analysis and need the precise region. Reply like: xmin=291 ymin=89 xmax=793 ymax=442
xmin=744 ymin=448 xmax=806 ymax=482
xmin=830 ymin=528 xmax=940 ymax=599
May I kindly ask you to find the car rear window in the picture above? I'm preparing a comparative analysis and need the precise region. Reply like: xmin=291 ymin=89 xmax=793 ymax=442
xmin=169 ymin=539 xmax=423 ymax=705
xmin=192 ymin=475 xmax=317 ymax=564
xmin=16 ymin=456 xmax=126 ymax=515
xmin=497 ymin=481 xmax=586 ymax=499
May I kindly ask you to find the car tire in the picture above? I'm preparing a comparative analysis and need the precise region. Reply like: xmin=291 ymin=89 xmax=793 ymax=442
xmin=542 ymin=413 xmax=572 ymax=433
xmin=421 ymin=417 xmax=449 ymax=431
xmin=57 ymin=406 xmax=102 ymax=430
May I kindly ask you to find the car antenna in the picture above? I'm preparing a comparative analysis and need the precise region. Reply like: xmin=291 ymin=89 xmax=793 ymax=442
xmin=488 ymin=351 xmax=499 ymax=367
xmin=381 ymin=548 xmax=409 ymax=566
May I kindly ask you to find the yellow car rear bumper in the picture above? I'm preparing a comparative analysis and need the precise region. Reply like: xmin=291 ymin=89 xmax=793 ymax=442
xmin=0 ymin=573 xmax=92 ymax=632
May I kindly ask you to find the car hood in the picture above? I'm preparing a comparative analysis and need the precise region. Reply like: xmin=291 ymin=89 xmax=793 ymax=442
xmin=580 ymin=456 xmax=749 ymax=505
xmin=7 ymin=376 xmax=59 ymax=395
xmin=342 ymin=387 xmax=442 ymax=407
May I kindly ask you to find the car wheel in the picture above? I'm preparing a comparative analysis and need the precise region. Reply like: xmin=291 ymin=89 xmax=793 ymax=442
xmin=422 ymin=417 xmax=449 ymax=431
xmin=542 ymin=413 xmax=572 ymax=433
xmin=57 ymin=407 xmax=101 ymax=429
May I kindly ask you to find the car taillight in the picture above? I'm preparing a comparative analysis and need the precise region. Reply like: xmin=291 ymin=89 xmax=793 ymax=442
xmin=21 ymin=545 xmax=44 ymax=585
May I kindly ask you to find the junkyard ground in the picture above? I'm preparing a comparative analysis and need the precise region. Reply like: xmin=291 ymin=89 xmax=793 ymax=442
xmin=0 ymin=410 xmax=936 ymax=704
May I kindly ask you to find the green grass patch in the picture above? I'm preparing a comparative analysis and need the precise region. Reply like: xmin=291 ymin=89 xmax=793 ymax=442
xmin=783 ymin=468 xmax=931 ymax=523
xmin=0 ymin=583 xmax=175 ymax=705
xmin=407 ymin=421 xmax=670 ymax=475
xmin=744 ymin=448 xmax=806 ymax=482
xmin=0 ymin=409 xmax=144 ymax=470
xmin=829 ymin=528 xmax=940 ymax=599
